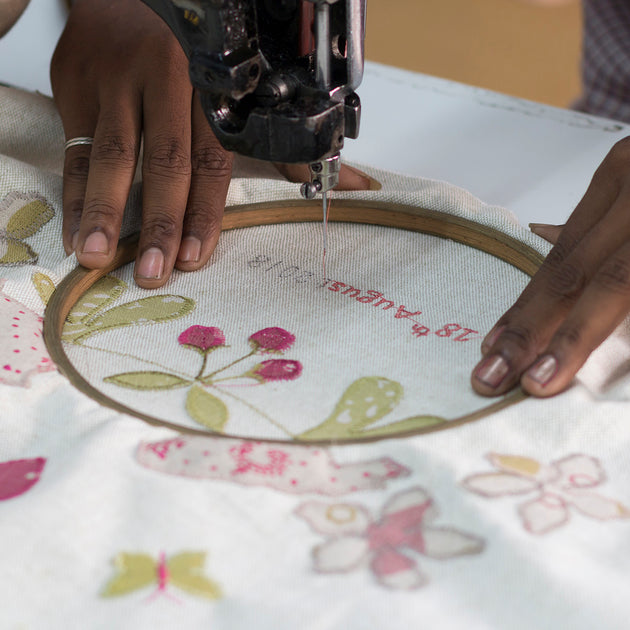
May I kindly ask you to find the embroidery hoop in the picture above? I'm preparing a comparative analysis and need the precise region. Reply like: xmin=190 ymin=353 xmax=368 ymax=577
xmin=43 ymin=200 xmax=543 ymax=444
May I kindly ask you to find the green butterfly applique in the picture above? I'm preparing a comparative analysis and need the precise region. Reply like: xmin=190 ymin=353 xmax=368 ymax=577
xmin=0 ymin=192 xmax=54 ymax=265
xmin=101 ymin=551 xmax=222 ymax=601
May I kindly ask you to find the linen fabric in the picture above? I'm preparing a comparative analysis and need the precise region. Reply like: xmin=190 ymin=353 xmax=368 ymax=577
xmin=2 ymin=86 xmax=630 ymax=630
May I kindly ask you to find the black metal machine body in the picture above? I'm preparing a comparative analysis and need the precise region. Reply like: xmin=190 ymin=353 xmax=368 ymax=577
xmin=140 ymin=0 xmax=366 ymax=174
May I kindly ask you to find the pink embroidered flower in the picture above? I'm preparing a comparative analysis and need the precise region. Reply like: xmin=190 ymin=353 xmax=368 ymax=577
xmin=248 ymin=327 xmax=295 ymax=354
xmin=178 ymin=325 xmax=226 ymax=353
xmin=462 ymin=453 xmax=630 ymax=535
xmin=249 ymin=359 xmax=302 ymax=383
xmin=295 ymin=487 xmax=484 ymax=590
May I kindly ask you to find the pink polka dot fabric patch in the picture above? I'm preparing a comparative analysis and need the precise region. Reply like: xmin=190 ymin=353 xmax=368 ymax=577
xmin=0 ymin=280 xmax=54 ymax=387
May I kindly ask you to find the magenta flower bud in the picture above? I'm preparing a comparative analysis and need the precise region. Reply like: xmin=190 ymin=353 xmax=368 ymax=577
xmin=178 ymin=325 xmax=226 ymax=353
xmin=249 ymin=359 xmax=303 ymax=383
xmin=249 ymin=327 xmax=296 ymax=354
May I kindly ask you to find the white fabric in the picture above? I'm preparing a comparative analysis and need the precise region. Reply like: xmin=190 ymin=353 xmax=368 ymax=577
xmin=2 ymin=87 xmax=630 ymax=630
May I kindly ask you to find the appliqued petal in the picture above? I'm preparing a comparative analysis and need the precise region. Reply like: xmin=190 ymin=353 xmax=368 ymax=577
xmin=488 ymin=453 xmax=542 ymax=477
xmin=312 ymin=536 xmax=369 ymax=573
xmin=381 ymin=486 xmax=432 ymax=516
xmin=554 ymin=454 xmax=605 ymax=489
xmin=565 ymin=489 xmax=630 ymax=521
xmin=296 ymin=501 xmax=371 ymax=536
xmin=371 ymin=549 xmax=428 ymax=590
xmin=462 ymin=472 xmax=539 ymax=497
xmin=519 ymin=495 xmax=569 ymax=534
xmin=420 ymin=527 xmax=485 ymax=559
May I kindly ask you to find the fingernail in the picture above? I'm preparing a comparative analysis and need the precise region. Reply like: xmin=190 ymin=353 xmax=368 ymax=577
xmin=177 ymin=236 xmax=201 ymax=263
xmin=81 ymin=230 xmax=109 ymax=255
xmin=474 ymin=354 xmax=510 ymax=389
xmin=525 ymin=354 xmax=558 ymax=386
xmin=368 ymin=177 xmax=383 ymax=191
xmin=136 ymin=247 xmax=164 ymax=279
xmin=481 ymin=325 xmax=505 ymax=354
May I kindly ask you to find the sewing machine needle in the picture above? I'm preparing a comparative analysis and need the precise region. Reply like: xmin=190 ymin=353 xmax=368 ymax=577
xmin=322 ymin=191 xmax=328 ymax=275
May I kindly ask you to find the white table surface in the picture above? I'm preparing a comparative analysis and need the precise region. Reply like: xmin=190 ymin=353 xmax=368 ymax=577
xmin=1 ymin=0 xmax=628 ymax=228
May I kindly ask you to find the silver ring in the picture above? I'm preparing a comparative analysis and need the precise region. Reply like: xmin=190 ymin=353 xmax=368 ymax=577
xmin=64 ymin=136 xmax=94 ymax=151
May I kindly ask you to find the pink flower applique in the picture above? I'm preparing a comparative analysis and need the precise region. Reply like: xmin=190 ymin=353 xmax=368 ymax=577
xmin=462 ymin=453 xmax=630 ymax=535
xmin=0 ymin=457 xmax=46 ymax=500
xmin=0 ymin=280 xmax=55 ymax=386
xmin=178 ymin=325 xmax=226 ymax=353
xmin=136 ymin=435 xmax=410 ymax=496
xmin=295 ymin=486 xmax=484 ymax=589
xmin=248 ymin=327 xmax=295 ymax=354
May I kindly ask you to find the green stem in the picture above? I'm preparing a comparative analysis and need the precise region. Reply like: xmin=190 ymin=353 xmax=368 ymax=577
xmin=210 ymin=385 xmax=295 ymax=439
xmin=195 ymin=351 xmax=210 ymax=380
xmin=201 ymin=349 xmax=256 ymax=383
xmin=71 ymin=342 xmax=193 ymax=380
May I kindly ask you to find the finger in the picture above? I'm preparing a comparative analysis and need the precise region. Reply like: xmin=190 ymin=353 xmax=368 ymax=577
xmin=57 ymin=83 xmax=99 ymax=255
xmin=472 ymin=186 xmax=630 ymax=396
xmin=74 ymin=99 xmax=141 ymax=269
xmin=522 ymin=240 xmax=630 ymax=396
xmin=135 ymin=78 xmax=192 ymax=288
xmin=529 ymin=223 xmax=564 ymax=244
xmin=273 ymin=163 xmax=377 ymax=190
xmin=176 ymin=94 xmax=233 ymax=272
xmin=61 ymin=135 xmax=94 ymax=255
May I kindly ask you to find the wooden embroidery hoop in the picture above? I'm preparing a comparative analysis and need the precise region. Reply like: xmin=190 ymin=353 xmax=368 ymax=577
xmin=43 ymin=199 xmax=544 ymax=444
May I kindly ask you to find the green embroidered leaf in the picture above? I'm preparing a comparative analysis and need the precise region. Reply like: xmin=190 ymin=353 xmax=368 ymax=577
xmin=101 ymin=553 xmax=157 ymax=597
xmin=65 ymin=276 xmax=127 ymax=325
xmin=298 ymin=377 xmax=403 ymax=441
xmin=64 ymin=293 xmax=195 ymax=344
xmin=104 ymin=371 xmax=192 ymax=390
xmin=32 ymin=272 xmax=55 ymax=306
xmin=0 ymin=237 xmax=37 ymax=265
xmin=168 ymin=552 xmax=222 ymax=600
xmin=5 ymin=195 xmax=54 ymax=239
xmin=357 ymin=414 xmax=446 ymax=438
xmin=186 ymin=385 xmax=228 ymax=432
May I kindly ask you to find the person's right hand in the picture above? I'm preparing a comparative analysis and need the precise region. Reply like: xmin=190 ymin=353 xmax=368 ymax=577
xmin=471 ymin=137 xmax=630 ymax=398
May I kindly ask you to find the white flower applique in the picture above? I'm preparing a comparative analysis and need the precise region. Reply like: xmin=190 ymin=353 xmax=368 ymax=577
xmin=462 ymin=453 xmax=630 ymax=535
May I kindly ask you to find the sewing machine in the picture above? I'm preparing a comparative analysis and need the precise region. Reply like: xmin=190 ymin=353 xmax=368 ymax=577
xmin=139 ymin=0 xmax=366 ymax=208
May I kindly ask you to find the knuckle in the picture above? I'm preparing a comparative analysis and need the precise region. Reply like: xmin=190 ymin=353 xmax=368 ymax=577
xmin=541 ymin=237 xmax=577 ymax=270
xmin=91 ymin=134 xmax=137 ymax=166
xmin=80 ymin=200 xmax=120 ymax=223
xmin=64 ymin=155 xmax=91 ymax=180
xmin=500 ymin=324 xmax=537 ymax=352
xmin=553 ymin=326 xmax=582 ymax=348
xmin=142 ymin=211 xmax=180 ymax=241
xmin=191 ymin=146 xmax=233 ymax=177
xmin=544 ymin=261 xmax=586 ymax=301
xmin=185 ymin=204 xmax=223 ymax=235
xmin=145 ymin=138 xmax=191 ymax=178
xmin=593 ymin=256 xmax=630 ymax=295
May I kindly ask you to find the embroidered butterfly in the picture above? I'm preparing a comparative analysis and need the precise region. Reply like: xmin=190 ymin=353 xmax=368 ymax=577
xmin=0 ymin=192 xmax=54 ymax=266
xmin=101 ymin=551 xmax=222 ymax=601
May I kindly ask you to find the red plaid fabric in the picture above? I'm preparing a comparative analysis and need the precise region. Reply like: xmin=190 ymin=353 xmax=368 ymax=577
xmin=574 ymin=0 xmax=630 ymax=122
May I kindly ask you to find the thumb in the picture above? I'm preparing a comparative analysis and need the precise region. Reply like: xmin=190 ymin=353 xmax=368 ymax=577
xmin=529 ymin=223 xmax=564 ymax=244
